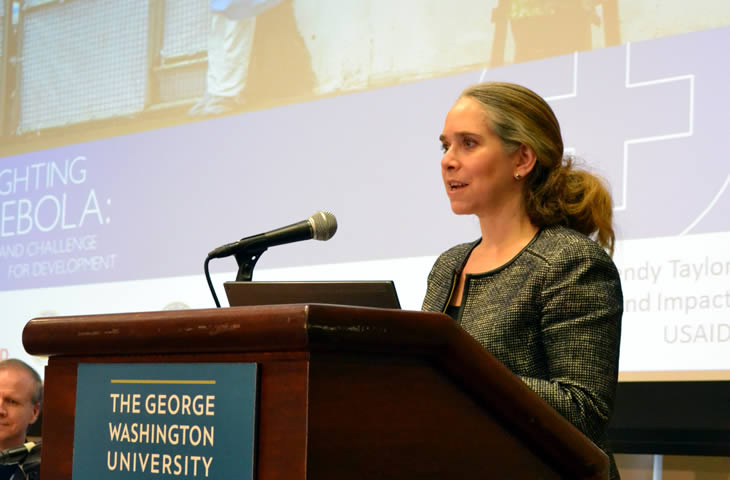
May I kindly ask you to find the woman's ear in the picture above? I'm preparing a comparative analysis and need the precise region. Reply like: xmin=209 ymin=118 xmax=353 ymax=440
xmin=514 ymin=144 xmax=537 ymax=178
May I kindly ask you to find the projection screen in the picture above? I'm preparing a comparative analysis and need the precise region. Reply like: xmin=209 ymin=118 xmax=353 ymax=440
xmin=1 ymin=0 xmax=729 ymax=394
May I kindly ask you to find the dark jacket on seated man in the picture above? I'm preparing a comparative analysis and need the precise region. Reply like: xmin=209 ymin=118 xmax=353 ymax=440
xmin=0 ymin=462 xmax=40 ymax=480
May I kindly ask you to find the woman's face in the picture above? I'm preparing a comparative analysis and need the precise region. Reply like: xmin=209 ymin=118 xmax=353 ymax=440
xmin=439 ymin=97 xmax=521 ymax=218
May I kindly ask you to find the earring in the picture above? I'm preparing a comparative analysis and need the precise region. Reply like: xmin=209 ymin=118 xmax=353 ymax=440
xmin=514 ymin=173 xmax=522 ymax=180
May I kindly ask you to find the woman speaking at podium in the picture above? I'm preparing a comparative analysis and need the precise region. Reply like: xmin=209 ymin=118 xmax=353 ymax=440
xmin=422 ymin=82 xmax=623 ymax=479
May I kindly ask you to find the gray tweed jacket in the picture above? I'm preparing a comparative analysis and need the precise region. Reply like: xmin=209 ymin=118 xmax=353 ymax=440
xmin=422 ymin=225 xmax=622 ymax=479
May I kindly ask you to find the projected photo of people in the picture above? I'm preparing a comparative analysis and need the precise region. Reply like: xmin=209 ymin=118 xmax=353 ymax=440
xmin=2 ymin=0 xmax=730 ymax=157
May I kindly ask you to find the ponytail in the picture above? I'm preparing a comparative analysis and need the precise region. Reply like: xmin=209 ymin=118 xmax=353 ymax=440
xmin=525 ymin=156 xmax=615 ymax=254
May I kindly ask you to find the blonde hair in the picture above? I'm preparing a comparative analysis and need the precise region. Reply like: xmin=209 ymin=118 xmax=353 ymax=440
xmin=461 ymin=82 xmax=615 ymax=254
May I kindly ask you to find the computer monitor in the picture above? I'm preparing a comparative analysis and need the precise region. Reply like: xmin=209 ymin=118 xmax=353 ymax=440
xmin=224 ymin=280 xmax=401 ymax=309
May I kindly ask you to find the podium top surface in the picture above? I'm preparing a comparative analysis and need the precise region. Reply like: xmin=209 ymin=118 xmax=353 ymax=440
xmin=24 ymin=304 xmax=445 ymax=356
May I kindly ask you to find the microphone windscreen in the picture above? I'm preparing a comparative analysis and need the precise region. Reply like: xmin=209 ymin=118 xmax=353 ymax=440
xmin=309 ymin=211 xmax=337 ymax=241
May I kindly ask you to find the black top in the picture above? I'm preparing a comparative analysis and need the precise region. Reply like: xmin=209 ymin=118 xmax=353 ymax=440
xmin=0 ymin=465 xmax=16 ymax=480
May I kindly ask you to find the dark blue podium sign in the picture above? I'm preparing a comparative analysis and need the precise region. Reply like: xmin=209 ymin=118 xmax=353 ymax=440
xmin=71 ymin=362 xmax=257 ymax=479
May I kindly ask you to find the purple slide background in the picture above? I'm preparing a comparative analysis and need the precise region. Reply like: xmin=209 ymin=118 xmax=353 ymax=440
xmin=1 ymin=27 xmax=728 ymax=291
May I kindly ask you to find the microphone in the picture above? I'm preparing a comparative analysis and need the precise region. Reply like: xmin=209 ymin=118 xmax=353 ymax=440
xmin=0 ymin=441 xmax=41 ymax=466
xmin=207 ymin=211 xmax=337 ymax=259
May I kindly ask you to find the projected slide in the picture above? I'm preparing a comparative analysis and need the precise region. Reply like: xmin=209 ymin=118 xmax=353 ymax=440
xmin=1 ymin=1 xmax=728 ymax=381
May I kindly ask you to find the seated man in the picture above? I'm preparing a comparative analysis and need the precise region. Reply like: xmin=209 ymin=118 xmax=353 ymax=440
xmin=0 ymin=360 xmax=42 ymax=480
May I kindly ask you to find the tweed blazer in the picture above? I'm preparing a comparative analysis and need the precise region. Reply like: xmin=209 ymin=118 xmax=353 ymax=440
xmin=422 ymin=225 xmax=622 ymax=478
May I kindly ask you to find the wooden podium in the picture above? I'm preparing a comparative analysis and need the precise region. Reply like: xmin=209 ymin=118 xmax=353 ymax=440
xmin=24 ymin=304 xmax=608 ymax=479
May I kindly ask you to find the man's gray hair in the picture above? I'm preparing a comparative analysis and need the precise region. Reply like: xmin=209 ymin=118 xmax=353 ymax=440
xmin=0 ymin=358 xmax=43 ymax=405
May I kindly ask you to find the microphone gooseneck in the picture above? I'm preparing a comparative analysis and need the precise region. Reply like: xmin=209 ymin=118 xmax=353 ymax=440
xmin=0 ymin=441 xmax=41 ymax=466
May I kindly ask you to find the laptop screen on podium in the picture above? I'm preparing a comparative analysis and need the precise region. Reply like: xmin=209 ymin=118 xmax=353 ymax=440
xmin=224 ymin=281 xmax=401 ymax=309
